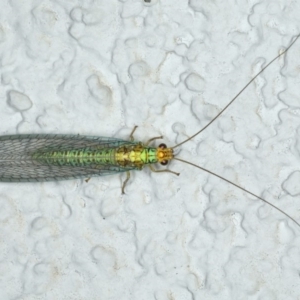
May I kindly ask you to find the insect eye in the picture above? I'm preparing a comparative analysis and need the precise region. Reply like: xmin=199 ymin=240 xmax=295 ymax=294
xmin=159 ymin=143 xmax=167 ymax=149
xmin=160 ymin=160 xmax=168 ymax=166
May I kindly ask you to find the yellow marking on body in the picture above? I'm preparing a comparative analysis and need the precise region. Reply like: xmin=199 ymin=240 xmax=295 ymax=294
xmin=156 ymin=148 xmax=174 ymax=162
xmin=129 ymin=150 xmax=136 ymax=162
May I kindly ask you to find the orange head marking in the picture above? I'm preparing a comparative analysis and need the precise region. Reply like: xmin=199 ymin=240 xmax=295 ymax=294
xmin=156 ymin=143 xmax=174 ymax=165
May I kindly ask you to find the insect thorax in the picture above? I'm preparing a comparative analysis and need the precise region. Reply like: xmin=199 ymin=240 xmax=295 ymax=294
xmin=115 ymin=144 xmax=159 ymax=168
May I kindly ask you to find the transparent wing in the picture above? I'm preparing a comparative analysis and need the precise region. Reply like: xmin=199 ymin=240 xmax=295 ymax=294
xmin=0 ymin=134 xmax=138 ymax=182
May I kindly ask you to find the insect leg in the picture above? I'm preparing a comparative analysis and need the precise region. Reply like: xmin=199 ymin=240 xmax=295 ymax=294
xmin=129 ymin=126 xmax=163 ymax=145
xmin=129 ymin=126 xmax=138 ymax=141
xmin=145 ymin=136 xmax=163 ymax=146
xmin=149 ymin=165 xmax=180 ymax=176
xmin=121 ymin=171 xmax=131 ymax=194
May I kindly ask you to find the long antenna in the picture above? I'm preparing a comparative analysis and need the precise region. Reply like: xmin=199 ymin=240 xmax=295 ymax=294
xmin=172 ymin=33 xmax=300 ymax=149
xmin=174 ymin=157 xmax=300 ymax=229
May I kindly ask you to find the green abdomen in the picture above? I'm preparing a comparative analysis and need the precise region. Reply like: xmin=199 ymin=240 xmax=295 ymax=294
xmin=32 ymin=148 xmax=116 ymax=166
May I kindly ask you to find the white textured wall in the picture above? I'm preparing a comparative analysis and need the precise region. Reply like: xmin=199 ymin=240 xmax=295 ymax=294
xmin=0 ymin=0 xmax=300 ymax=299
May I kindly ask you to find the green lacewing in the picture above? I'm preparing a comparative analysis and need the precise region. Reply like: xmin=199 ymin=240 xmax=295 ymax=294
xmin=0 ymin=33 xmax=300 ymax=228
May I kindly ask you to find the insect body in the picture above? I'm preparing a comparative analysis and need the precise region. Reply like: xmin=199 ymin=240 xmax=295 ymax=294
xmin=0 ymin=132 xmax=176 ymax=194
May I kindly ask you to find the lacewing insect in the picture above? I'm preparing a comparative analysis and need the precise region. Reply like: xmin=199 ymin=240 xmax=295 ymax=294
xmin=0 ymin=34 xmax=300 ymax=228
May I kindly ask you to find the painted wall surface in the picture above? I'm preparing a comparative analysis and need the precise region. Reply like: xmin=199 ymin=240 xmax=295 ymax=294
xmin=0 ymin=0 xmax=300 ymax=299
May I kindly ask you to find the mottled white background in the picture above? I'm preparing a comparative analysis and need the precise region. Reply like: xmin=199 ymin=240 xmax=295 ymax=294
xmin=0 ymin=0 xmax=300 ymax=299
